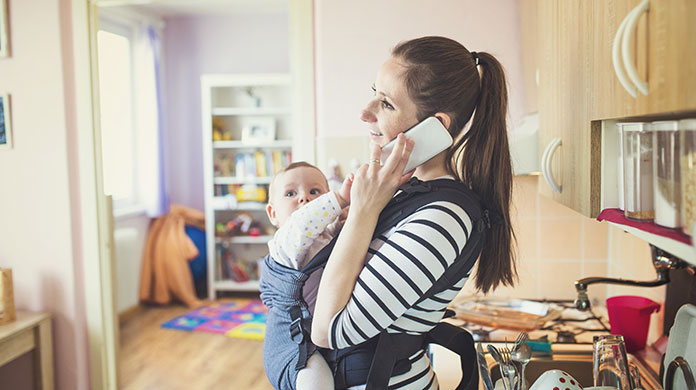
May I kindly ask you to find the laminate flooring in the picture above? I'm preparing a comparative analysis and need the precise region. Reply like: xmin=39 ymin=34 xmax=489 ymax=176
xmin=119 ymin=303 xmax=273 ymax=390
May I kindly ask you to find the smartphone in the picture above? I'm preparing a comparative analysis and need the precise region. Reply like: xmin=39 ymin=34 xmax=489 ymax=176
xmin=380 ymin=116 xmax=453 ymax=174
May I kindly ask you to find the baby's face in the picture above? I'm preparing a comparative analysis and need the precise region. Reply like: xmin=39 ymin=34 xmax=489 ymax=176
xmin=266 ymin=166 xmax=329 ymax=227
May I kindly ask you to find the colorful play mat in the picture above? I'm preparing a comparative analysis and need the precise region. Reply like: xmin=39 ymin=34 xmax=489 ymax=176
xmin=161 ymin=299 xmax=268 ymax=340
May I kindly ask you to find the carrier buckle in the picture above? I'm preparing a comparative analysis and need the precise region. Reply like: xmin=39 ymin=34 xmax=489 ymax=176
xmin=289 ymin=316 xmax=304 ymax=344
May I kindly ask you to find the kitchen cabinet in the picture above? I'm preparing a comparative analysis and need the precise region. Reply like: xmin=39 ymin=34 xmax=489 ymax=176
xmin=592 ymin=0 xmax=696 ymax=120
xmin=537 ymin=0 xmax=696 ymax=218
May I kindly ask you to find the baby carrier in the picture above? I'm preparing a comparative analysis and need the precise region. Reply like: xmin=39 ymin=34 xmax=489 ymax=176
xmin=260 ymin=177 xmax=494 ymax=390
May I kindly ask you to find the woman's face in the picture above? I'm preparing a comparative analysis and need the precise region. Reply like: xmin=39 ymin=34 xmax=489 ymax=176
xmin=360 ymin=57 xmax=419 ymax=147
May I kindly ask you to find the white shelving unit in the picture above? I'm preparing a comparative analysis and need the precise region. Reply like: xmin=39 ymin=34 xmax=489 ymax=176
xmin=202 ymin=73 xmax=295 ymax=298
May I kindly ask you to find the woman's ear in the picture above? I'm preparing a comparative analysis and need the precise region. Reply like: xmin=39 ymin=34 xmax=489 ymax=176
xmin=433 ymin=113 xmax=452 ymax=130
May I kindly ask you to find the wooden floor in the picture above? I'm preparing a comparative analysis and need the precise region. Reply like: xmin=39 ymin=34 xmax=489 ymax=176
xmin=119 ymin=303 xmax=273 ymax=390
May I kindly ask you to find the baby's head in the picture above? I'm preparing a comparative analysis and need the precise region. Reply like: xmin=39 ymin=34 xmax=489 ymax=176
xmin=266 ymin=161 xmax=330 ymax=227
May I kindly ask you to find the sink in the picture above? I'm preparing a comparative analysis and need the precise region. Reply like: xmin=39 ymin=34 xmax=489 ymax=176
xmin=488 ymin=353 xmax=661 ymax=390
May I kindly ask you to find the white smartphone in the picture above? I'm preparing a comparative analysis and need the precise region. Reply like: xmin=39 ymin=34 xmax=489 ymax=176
xmin=380 ymin=116 xmax=453 ymax=174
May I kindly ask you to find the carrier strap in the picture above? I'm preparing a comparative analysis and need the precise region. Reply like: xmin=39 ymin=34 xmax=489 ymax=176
xmin=363 ymin=324 xmax=478 ymax=390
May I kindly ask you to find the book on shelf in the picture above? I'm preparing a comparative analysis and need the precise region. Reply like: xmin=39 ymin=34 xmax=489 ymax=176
xmin=226 ymin=150 xmax=292 ymax=179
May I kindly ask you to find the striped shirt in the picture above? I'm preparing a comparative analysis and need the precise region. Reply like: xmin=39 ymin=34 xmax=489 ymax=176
xmin=327 ymin=194 xmax=474 ymax=390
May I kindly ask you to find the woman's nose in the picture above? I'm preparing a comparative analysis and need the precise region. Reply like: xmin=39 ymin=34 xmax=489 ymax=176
xmin=360 ymin=101 xmax=377 ymax=123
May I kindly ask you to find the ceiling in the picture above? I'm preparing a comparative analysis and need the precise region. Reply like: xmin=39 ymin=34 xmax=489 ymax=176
xmin=97 ymin=0 xmax=288 ymax=17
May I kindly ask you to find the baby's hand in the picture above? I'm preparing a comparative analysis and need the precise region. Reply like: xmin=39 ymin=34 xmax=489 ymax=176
xmin=336 ymin=173 xmax=354 ymax=208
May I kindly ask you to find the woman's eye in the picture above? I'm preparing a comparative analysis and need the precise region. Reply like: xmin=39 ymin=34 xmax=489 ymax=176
xmin=284 ymin=191 xmax=296 ymax=197
xmin=381 ymin=100 xmax=394 ymax=110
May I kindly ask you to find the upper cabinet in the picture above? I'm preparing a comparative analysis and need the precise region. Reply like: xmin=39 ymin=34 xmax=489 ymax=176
xmin=536 ymin=0 xmax=696 ymax=218
xmin=592 ymin=0 xmax=696 ymax=120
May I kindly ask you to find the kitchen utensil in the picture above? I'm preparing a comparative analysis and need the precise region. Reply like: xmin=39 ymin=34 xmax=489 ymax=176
xmin=478 ymin=342 xmax=495 ymax=390
xmin=450 ymin=296 xmax=562 ymax=331
xmin=512 ymin=342 xmax=532 ymax=390
xmin=489 ymin=345 xmax=510 ymax=390
xmin=679 ymin=119 xmax=696 ymax=236
xmin=605 ymin=295 xmax=660 ymax=353
xmin=593 ymin=335 xmax=633 ymax=390
xmin=621 ymin=122 xmax=654 ymax=221
xmin=529 ymin=369 xmax=582 ymax=390
xmin=663 ymin=304 xmax=696 ymax=390
xmin=500 ymin=347 xmax=518 ymax=390
xmin=513 ymin=332 xmax=529 ymax=350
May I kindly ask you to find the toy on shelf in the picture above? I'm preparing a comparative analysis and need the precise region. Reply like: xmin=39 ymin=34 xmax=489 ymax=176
xmin=214 ymin=212 xmax=272 ymax=237
xmin=212 ymin=117 xmax=231 ymax=141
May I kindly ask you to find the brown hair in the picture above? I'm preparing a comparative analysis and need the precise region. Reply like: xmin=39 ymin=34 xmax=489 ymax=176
xmin=392 ymin=36 xmax=516 ymax=294
xmin=268 ymin=161 xmax=328 ymax=203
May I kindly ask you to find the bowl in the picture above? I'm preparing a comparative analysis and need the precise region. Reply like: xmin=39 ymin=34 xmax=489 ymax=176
xmin=529 ymin=369 xmax=583 ymax=390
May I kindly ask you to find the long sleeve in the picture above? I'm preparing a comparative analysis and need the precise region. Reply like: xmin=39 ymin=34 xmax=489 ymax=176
xmin=326 ymin=200 xmax=472 ymax=349
xmin=268 ymin=192 xmax=343 ymax=269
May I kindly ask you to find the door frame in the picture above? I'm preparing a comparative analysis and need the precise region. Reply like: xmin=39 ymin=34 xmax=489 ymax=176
xmin=71 ymin=1 xmax=317 ymax=388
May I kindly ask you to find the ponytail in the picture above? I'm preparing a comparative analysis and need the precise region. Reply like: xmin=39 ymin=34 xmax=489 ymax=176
xmin=450 ymin=52 xmax=517 ymax=294
xmin=393 ymin=37 xmax=517 ymax=294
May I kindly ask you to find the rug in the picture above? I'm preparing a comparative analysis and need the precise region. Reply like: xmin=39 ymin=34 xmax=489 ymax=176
xmin=161 ymin=299 xmax=268 ymax=340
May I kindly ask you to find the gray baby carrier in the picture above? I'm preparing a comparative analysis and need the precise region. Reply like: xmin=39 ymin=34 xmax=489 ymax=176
xmin=260 ymin=178 xmax=495 ymax=390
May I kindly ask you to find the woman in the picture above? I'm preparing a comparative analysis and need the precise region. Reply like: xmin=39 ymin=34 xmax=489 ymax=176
xmin=311 ymin=36 xmax=517 ymax=389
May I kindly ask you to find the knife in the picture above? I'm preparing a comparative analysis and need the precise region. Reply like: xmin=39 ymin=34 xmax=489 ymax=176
xmin=476 ymin=342 xmax=495 ymax=390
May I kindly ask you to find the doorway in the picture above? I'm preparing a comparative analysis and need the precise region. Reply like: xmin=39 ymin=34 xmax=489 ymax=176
xmin=75 ymin=0 xmax=316 ymax=388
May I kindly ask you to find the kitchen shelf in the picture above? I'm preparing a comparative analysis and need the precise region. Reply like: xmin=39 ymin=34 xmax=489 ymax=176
xmin=213 ymin=140 xmax=292 ymax=149
xmin=598 ymin=208 xmax=695 ymax=265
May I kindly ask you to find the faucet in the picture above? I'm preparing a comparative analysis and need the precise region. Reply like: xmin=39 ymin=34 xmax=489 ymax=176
xmin=574 ymin=245 xmax=692 ymax=311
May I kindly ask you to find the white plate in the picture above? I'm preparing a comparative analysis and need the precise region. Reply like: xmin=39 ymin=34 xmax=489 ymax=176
xmin=663 ymin=304 xmax=696 ymax=390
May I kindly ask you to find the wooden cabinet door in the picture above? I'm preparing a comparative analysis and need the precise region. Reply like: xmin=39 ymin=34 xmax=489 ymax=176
xmin=592 ymin=0 xmax=696 ymax=119
xmin=538 ymin=1 xmax=600 ymax=217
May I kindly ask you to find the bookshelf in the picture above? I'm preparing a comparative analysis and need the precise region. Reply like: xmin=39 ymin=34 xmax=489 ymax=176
xmin=201 ymin=73 xmax=294 ymax=298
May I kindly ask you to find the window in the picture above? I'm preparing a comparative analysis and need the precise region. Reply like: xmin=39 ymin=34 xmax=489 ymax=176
xmin=97 ymin=21 xmax=138 ymax=210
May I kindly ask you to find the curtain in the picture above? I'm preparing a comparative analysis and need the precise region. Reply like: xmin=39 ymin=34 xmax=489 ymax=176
xmin=134 ymin=25 xmax=168 ymax=217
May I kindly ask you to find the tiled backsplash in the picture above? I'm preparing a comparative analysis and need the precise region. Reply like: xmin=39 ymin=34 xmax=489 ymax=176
xmin=458 ymin=175 xmax=666 ymax=343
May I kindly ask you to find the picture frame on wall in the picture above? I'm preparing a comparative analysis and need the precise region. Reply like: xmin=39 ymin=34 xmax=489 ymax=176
xmin=241 ymin=117 xmax=276 ymax=144
xmin=0 ymin=0 xmax=8 ymax=58
xmin=0 ymin=94 xmax=12 ymax=150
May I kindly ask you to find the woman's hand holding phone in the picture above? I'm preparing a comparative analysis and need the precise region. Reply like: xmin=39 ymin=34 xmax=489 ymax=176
xmin=349 ymin=134 xmax=414 ymax=221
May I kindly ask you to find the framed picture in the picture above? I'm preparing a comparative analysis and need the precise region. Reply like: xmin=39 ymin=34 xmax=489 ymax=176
xmin=0 ymin=93 xmax=12 ymax=150
xmin=241 ymin=117 xmax=276 ymax=144
xmin=0 ymin=0 xmax=8 ymax=58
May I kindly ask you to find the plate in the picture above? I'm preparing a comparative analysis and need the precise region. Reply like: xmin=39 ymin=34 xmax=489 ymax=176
xmin=449 ymin=296 xmax=562 ymax=331
xmin=663 ymin=303 xmax=696 ymax=390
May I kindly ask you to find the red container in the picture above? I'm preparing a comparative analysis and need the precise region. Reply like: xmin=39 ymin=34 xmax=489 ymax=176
xmin=606 ymin=295 xmax=661 ymax=353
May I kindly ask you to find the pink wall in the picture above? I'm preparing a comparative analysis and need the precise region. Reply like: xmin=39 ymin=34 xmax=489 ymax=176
xmin=162 ymin=13 xmax=290 ymax=211
xmin=314 ymin=0 xmax=525 ymax=138
xmin=0 ymin=0 xmax=90 ymax=389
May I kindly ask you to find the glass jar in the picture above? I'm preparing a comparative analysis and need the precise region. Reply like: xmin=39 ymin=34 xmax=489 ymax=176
xmin=652 ymin=121 xmax=681 ymax=229
xmin=621 ymin=123 xmax=654 ymax=221
xmin=680 ymin=119 xmax=696 ymax=236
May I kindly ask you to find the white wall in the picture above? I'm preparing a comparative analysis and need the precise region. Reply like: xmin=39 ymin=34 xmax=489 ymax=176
xmin=114 ymin=214 xmax=150 ymax=312
xmin=162 ymin=13 xmax=290 ymax=211
xmin=0 ymin=0 xmax=91 ymax=388
xmin=314 ymin=0 xmax=525 ymax=139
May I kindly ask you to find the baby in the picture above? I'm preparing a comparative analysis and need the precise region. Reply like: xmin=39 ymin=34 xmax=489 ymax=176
xmin=264 ymin=161 xmax=352 ymax=389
